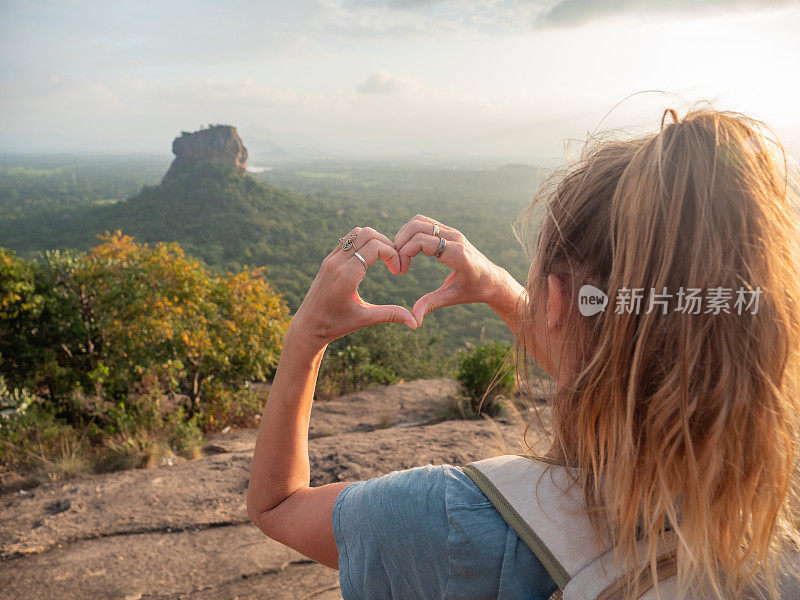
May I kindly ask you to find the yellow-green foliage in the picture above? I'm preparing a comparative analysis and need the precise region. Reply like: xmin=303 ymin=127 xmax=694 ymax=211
xmin=81 ymin=232 xmax=290 ymax=409
xmin=0 ymin=234 xmax=291 ymax=485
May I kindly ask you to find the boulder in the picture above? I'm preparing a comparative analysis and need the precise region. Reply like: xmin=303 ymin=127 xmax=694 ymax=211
xmin=164 ymin=125 xmax=247 ymax=179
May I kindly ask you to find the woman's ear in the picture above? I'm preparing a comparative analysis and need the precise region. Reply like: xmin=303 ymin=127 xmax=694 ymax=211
xmin=546 ymin=274 xmax=567 ymax=332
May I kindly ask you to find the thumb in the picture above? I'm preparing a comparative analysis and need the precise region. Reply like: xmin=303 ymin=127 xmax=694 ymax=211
xmin=362 ymin=303 xmax=417 ymax=329
xmin=412 ymin=288 xmax=458 ymax=327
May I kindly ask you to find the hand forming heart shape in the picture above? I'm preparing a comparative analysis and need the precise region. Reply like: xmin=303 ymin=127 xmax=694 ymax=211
xmin=287 ymin=214 xmax=513 ymax=347
xmin=392 ymin=214 xmax=508 ymax=328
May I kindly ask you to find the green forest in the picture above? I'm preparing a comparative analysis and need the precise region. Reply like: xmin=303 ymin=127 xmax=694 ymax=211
xmin=0 ymin=156 xmax=541 ymax=347
xmin=0 ymin=154 xmax=168 ymax=219
xmin=0 ymin=154 xmax=541 ymax=486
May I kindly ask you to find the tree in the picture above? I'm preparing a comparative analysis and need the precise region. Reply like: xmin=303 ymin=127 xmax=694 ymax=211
xmin=81 ymin=232 xmax=291 ymax=413
xmin=0 ymin=248 xmax=94 ymax=409
xmin=0 ymin=233 xmax=291 ymax=419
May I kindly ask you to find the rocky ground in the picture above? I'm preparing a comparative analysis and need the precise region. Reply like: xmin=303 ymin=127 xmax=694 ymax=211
xmin=0 ymin=378 xmax=550 ymax=600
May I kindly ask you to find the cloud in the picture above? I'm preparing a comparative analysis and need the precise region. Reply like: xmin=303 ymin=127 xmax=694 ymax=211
xmin=345 ymin=0 xmax=443 ymax=9
xmin=356 ymin=71 xmax=421 ymax=94
xmin=1 ymin=0 xmax=798 ymax=158
xmin=326 ymin=0 xmax=795 ymax=37
xmin=1 ymin=0 xmax=791 ymax=79
xmin=537 ymin=0 xmax=796 ymax=28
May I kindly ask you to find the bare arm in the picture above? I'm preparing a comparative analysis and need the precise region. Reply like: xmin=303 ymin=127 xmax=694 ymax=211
xmin=246 ymin=226 xmax=416 ymax=568
xmin=246 ymin=332 xmax=347 ymax=568
xmin=247 ymin=218 xmax=528 ymax=568
xmin=486 ymin=266 xmax=528 ymax=338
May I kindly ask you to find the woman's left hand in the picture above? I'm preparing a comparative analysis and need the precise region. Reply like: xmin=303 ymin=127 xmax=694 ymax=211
xmin=287 ymin=226 xmax=417 ymax=348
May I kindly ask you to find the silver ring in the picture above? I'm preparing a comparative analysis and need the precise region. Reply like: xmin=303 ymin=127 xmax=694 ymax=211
xmin=433 ymin=223 xmax=440 ymax=238
xmin=339 ymin=232 xmax=357 ymax=251
xmin=353 ymin=251 xmax=368 ymax=269
xmin=434 ymin=237 xmax=446 ymax=258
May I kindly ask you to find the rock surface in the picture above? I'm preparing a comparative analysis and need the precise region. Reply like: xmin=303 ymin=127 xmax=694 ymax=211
xmin=0 ymin=378 xmax=550 ymax=599
xmin=165 ymin=125 xmax=248 ymax=179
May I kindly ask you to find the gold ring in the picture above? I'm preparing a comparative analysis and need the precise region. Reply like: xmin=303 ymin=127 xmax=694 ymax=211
xmin=353 ymin=251 xmax=368 ymax=269
xmin=433 ymin=223 xmax=440 ymax=238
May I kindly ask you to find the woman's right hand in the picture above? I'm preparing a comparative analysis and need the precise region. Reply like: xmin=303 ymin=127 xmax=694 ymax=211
xmin=393 ymin=214 xmax=525 ymax=328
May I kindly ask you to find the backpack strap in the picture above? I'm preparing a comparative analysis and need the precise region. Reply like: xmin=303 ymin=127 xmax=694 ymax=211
xmin=593 ymin=549 xmax=678 ymax=600
xmin=462 ymin=455 xmax=679 ymax=600
xmin=567 ymin=531 xmax=678 ymax=600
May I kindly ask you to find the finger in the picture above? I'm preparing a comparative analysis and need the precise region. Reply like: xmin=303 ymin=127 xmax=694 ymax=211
xmin=394 ymin=223 xmax=464 ymax=275
xmin=412 ymin=285 xmax=459 ymax=327
xmin=352 ymin=227 xmax=399 ymax=273
xmin=396 ymin=232 xmax=441 ymax=274
xmin=332 ymin=227 xmax=400 ymax=273
xmin=393 ymin=214 xmax=434 ymax=251
xmin=360 ymin=302 xmax=416 ymax=329
xmin=356 ymin=226 xmax=395 ymax=251
xmin=344 ymin=238 xmax=401 ymax=274
xmin=328 ymin=225 xmax=363 ymax=260
xmin=396 ymin=231 xmax=463 ymax=274
xmin=393 ymin=215 xmax=461 ymax=254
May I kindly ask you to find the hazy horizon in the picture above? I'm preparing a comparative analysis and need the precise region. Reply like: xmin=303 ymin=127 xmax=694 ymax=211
xmin=2 ymin=1 xmax=800 ymax=163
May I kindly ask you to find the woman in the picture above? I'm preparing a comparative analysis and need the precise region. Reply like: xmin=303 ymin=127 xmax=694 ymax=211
xmin=247 ymin=107 xmax=800 ymax=599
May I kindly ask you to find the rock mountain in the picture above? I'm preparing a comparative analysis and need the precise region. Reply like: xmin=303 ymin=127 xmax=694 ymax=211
xmin=164 ymin=125 xmax=248 ymax=180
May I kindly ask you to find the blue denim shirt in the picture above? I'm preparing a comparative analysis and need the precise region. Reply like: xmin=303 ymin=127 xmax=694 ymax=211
xmin=332 ymin=464 xmax=557 ymax=599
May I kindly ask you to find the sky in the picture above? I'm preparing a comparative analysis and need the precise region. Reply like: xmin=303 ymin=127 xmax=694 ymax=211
xmin=1 ymin=0 xmax=799 ymax=164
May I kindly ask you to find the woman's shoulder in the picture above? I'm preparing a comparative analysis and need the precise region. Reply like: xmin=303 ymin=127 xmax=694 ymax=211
xmin=333 ymin=463 xmax=557 ymax=600
xmin=333 ymin=463 xmax=514 ymax=531
xmin=332 ymin=464 xmax=493 ymax=552
xmin=334 ymin=463 xmax=493 ymax=510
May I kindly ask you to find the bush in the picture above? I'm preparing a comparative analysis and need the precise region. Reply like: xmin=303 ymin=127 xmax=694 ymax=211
xmin=78 ymin=232 xmax=291 ymax=413
xmin=165 ymin=409 xmax=204 ymax=459
xmin=316 ymin=323 xmax=455 ymax=400
xmin=0 ymin=236 xmax=292 ymax=486
xmin=317 ymin=345 xmax=398 ymax=399
xmin=0 ymin=235 xmax=291 ymax=417
xmin=0 ymin=400 xmax=93 ymax=484
xmin=0 ymin=375 xmax=36 ymax=422
xmin=99 ymin=428 xmax=170 ymax=472
xmin=199 ymin=385 xmax=265 ymax=431
xmin=455 ymin=343 xmax=515 ymax=416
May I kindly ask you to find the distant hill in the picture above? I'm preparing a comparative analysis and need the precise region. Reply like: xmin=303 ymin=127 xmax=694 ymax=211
xmin=0 ymin=160 xmax=340 ymax=309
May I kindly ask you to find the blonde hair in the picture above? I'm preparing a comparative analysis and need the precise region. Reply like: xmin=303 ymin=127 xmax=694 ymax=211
xmin=513 ymin=106 xmax=800 ymax=598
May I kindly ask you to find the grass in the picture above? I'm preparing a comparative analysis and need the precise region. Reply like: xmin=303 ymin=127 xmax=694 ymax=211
xmin=37 ymin=448 xmax=93 ymax=482
xmin=0 ymin=397 xmax=207 ymax=491
xmin=437 ymin=391 xmax=515 ymax=420
xmin=0 ymin=420 xmax=94 ymax=488
xmin=375 ymin=413 xmax=395 ymax=429
xmin=99 ymin=431 xmax=173 ymax=472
